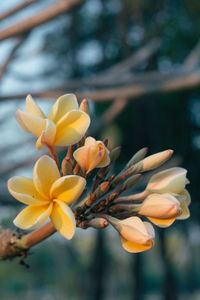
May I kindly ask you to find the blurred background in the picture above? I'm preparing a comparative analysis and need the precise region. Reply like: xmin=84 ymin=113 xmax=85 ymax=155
xmin=0 ymin=0 xmax=200 ymax=299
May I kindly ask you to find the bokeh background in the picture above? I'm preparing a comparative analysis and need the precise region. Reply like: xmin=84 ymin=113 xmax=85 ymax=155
xmin=0 ymin=0 xmax=200 ymax=299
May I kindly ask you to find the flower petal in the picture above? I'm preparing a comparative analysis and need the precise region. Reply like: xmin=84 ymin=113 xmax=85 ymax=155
xmin=8 ymin=176 xmax=48 ymax=205
xmin=73 ymin=146 xmax=90 ymax=171
xmin=54 ymin=110 xmax=90 ymax=146
xmin=85 ymin=136 xmax=96 ymax=146
xmin=48 ymin=94 xmax=79 ymax=124
xmin=15 ymin=110 xmax=46 ymax=137
xmin=36 ymin=119 xmax=56 ymax=150
xmin=50 ymin=200 xmax=76 ymax=240
xmin=181 ymin=189 xmax=191 ymax=206
xmin=33 ymin=155 xmax=60 ymax=199
xmin=26 ymin=94 xmax=46 ymax=118
xmin=177 ymin=198 xmax=190 ymax=220
xmin=97 ymin=146 xmax=110 ymax=168
xmin=50 ymin=175 xmax=86 ymax=204
xmin=86 ymin=149 xmax=105 ymax=173
xmin=147 ymin=216 xmax=177 ymax=228
xmin=120 ymin=236 xmax=154 ymax=253
xmin=14 ymin=203 xmax=53 ymax=230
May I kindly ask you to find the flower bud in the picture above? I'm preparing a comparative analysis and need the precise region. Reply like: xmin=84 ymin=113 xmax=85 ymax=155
xmin=107 ymin=216 xmax=155 ymax=253
xmin=139 ymin=193 xmax=181 ymax=227
xmin=147 ymin=167 xmax=188 ymax=194
xmin=61 ymin=157 xmax=73 ymax=175
xmin=132 ymin=150 xmax=173 ymax=174
xmin=126 ymin=147 xmax=148 ymax=169
xmin=88 ymin=218 xmax=108 ymax=229
xmin=110 ymin=146 xmax=121 ymax=163
xmin=79 ymin=98 xmax=90 ymax=114
xmin=73 ymin=137 xmax=110 ymax=174
xmin=123 ymin=174 xmax=142 ymax=190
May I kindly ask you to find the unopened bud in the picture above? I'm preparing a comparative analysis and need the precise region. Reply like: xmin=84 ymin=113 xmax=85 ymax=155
xmin=128 ymin=150 xmax=173 ymax=175
xmin=106 ymin=215 xmax=155 ymax=253
xmin=123 ymin=174 xmax=142 ymax=190
xmin=126 ymin=147 xmax=148 ymax=169
xmin=61 ymin=157 xmax=73 ymax=175
xmin=110 ymin=146 xmax=121 ymax=163
xmin=94 ymin=181 xmax=110 ymax=199
xmin=86 ymin=181 xmax=110 ymax=206
xmin=139 ymin=193 xmax=181 ymax=227
xmin=88 ymin=218 xmax=109 ymax=229
xmin=79 ymin=98 xmax=90 ymax=114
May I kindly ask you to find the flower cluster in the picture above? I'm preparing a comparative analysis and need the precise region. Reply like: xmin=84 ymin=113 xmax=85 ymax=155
xmin=8 ymin=94 xmax=191 ymax=253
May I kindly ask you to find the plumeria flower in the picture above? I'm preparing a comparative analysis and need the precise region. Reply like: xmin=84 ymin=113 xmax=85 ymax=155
xmin=8 ymin=155 xmax=86 ymax=240
xmin=15 ymin=94 xmax=90 ymax=150
xmin=138 ymin=193 xmax=182 ymax=227
xmin=146 ymin=167 xmax=190 ymax=220
xmin=107 ymin=216 xmax=155 ymax=253
xmin=73 ymin=136 xmax=110 ymax=174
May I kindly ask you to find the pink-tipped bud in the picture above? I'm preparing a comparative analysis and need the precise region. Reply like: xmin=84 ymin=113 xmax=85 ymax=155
xmin=79 ymin=98 xmax=90 ymax=114
xmin=138 ymin=193 xmax=181 ymax=227
xmin=107 ymin=215 xmax=155 ymax=253
xmin=147 ymin=167 xmax=188 ymax=194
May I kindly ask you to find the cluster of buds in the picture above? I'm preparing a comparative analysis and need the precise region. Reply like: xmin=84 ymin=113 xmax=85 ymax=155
xmin=7 ymin=94 xmax=191 ymax=253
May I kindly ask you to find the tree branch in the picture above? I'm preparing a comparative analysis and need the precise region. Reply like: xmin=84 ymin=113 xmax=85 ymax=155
xmin=0 ymin=0 xmax=39 ymax=22
xmin=0 ymin=36 xmax=27 ymax=80
xmin=1 ymin=68 xmax=200 ymax=102
xmin=0 ymin=0 xmax=84 ymax=42
xmin=0 ymin=222 xmax=56 ymax=260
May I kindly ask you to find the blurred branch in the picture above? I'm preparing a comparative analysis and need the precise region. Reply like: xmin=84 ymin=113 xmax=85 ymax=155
xmin=183 ymin=40 xmax=200 ymax=71
xmin=101 ymin=38 xmax=161 ymax=77
xmin=102 ymin=97 xmax=128 ymax=123
xmin=0 ymin=0 xmax=84 ymax=42
xmin=0 ymin=35 xmax=27 ymax=80
xmin=0 ymin=0 xmax=39 ymax=22
xmin=2 ymin=68 xmax=200 ymax=102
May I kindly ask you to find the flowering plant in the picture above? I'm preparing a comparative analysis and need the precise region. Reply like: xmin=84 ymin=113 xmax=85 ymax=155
xmin=4 ymin=93 xmax=190 ymax=261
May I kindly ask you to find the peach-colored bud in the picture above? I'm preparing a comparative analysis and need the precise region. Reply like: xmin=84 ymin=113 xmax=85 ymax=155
xmin=79 ymin=98 xmax=90 ymax=114
xmin=139 ymin=193 xmax=181 ymax=227
xmin=73 ymin=136 xmax=110 ymax=174
xmin=107 ymin=216 xmax=155 ymax=253
xmin=147 ymin=167 xmax=188 ymax=194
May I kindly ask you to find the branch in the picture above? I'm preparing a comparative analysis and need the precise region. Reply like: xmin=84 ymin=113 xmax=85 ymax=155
xmin=183 ymin=40 xmax=200 ymax=71
xmin=0 ymin=222 xmax=56 ymax=260
xmin=102 ymin=97 xmax=128 ymax=123
xmin=0 ymin=0 xmax=84 ymax=42
xmin=101 ymin=38 xmax=161 ymax=77
xmin=1 ymin=68 xmax=200 ymax=102
xmin=0 ymin=36 xmax=27 ymax=80
xmin=0 ymin=0 xmax=39 ymax=22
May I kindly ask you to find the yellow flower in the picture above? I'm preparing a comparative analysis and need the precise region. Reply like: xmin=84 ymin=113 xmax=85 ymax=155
xmin=146 ymin=167 xmax=190 ymax=220
xmin=73 ymin=137 xmax=110 ymax=174
xmin=8 ymin=155 xmax=86 ymax=240
xmin=15 ymin=94 xmax=90 ymax=150
xmin=107 ymin=216 xmax=155 ymax=253
xmin=138 ymin=193 xmax=181 ymax=227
